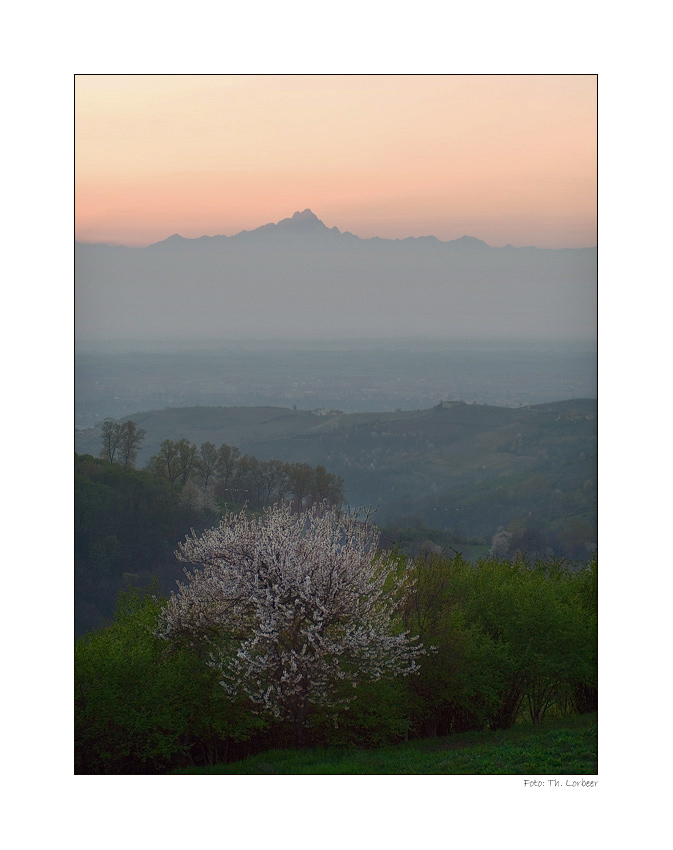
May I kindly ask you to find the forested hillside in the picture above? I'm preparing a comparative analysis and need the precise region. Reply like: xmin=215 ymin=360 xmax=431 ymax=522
xmin=75 ymin=450 xmax=344 ymax=634
xmin=75 ymin=398 xmax=596 ymax=558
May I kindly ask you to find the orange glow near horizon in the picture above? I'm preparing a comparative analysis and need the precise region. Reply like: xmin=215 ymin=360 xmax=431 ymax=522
xmin=75 ymin=74 xmax=597 ymax=248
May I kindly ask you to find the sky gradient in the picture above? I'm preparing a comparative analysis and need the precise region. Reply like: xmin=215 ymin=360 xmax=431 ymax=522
xmin=75 ymin=74 xmax=597 ymax=249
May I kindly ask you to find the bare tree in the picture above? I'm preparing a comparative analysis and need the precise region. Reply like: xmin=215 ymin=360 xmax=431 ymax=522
xmin=148 ymin=439 xmax=181 ymax=483
xmin=215 ymin=444 xmax=241 ymax=495
xmin=198 ymin=442 xmax=218 ymax=488
xmin=287 ymin=462 xmax=314 ymax=512
xmin=309 ymin=465 xmax=345 ymax=509
xmin=148 ymin=437 xmax=199 ymax=485
xmin=118 ymin=421 xmax=146 ymax=467
xmin=100 ymin=420 xmax=123 ymax=463
xmin=261 ymin=459 xmax=290 ymax=505
xmin=176 ymin=438 xmax=199 ymax=486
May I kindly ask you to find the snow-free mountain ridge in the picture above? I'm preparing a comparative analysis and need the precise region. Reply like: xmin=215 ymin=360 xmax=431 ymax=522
xmin=75 ymin=209 xmax=597 ymax=341
xmin=77 ymin=210 xmax=507 ymax=250
xmin=144 ymin=210 xmax=493 ymax=249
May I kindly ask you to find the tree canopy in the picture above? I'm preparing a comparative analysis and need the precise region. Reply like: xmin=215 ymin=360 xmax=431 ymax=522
xmin=157 ymin=501 xmax=423 ymax=745
xmin=100 ymin=419 xmax=145 ymax=466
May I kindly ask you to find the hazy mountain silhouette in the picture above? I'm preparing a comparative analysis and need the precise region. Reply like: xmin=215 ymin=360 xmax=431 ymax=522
xmin=76 ymin=210 xmax=597 ymax=342
xmin=141 ymin=210 xmax=494 ymax=249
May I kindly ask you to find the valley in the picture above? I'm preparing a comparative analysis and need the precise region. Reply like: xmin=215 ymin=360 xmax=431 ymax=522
xmin=75 ymin=396 xmax=597 ymax=557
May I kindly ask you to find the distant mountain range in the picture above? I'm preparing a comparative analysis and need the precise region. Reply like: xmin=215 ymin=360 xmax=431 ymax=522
xmin=140 ymin=209 xmax=494 ymax=250
xmin=76 ymin=210 xmax=597 ymax=342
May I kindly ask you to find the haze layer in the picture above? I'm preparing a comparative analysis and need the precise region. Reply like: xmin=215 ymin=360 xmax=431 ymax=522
xmin=76 ymin=210 xmax=596 ymax=342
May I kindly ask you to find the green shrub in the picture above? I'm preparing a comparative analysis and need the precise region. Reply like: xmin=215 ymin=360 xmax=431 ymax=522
xmin=402 ymin=554 xmax=598 ymax=733
xmin=307 ymin=677 xmax=410 ymax=748
xmin=75 ymin=586 xmax=262 ymax=774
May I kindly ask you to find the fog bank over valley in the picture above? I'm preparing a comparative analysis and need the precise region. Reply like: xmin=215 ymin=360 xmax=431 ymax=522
xmin=76 ymin=338 xmax=596 ymax=429
xmin=76 ymin=210 xmax=596 ymax=343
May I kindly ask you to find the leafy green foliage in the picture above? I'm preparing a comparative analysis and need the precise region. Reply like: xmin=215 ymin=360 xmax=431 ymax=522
xmin=308 ymin=677 xmax=411 ymax=749
xmin=470 ymin=558 xmax=596 ymax=727
xmin=403 ymin=554 xmax=598 ymax=733
xmin=75 ymin=588 xmax=263 ymax=774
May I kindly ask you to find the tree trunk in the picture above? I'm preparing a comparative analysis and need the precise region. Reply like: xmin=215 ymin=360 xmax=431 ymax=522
xmin=292 ymin=697 xmax=309 ymax=748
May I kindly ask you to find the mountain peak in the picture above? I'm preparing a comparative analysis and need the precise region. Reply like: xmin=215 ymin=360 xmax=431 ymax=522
xmin=292 ymin=209 xmax=320 ymax=222
xmin=275 ymin=209 xmax=328 ymax=231
xmin=145 ymin=233 xmax=187 ymax=248
xmin=449 ymin=235 xmax=489 ymax=249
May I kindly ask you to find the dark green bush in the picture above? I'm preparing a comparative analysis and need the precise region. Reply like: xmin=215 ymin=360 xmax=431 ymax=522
xmin=307 ymin=677 xmax=411 ymax=748
xmin=75 ymin=587 xmax=263 ymax=774
xmin=402 ymin=554 xmax=598 ymax=734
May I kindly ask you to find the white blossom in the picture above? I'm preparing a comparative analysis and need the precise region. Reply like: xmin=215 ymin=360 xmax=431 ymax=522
xmin=157 ymin=502 xmax=423 ymax=737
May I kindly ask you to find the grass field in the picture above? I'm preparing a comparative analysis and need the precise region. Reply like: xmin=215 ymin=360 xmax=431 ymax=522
xmin=172 ymin=713 xmax=597 ymax=775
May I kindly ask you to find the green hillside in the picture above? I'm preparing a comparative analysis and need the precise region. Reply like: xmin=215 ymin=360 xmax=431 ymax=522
xmin=75 ymin=399 xmax=596 ymax=555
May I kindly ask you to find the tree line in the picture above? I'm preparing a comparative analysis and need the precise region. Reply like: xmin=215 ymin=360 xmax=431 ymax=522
xmin=147 ymin=438 xmax=344 ymax=512
xmin=78 ymin=426 xmax=345 ymax=634
xmin=100 ymin=419 xmax=146 ymax=466
xmin=99 ymin=420 xmax=344 ymax=513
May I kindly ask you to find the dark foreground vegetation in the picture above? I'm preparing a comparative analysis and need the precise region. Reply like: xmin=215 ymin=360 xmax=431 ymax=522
xmin=75 ymin=427 xmax=596 ymax=776
xmin=172 ymin=713 xmax=597 ymax=775
xmin=75 ymin=553 xmax=597 ymax=774
xmin=75 ymin=450 xmax=342 ymax=634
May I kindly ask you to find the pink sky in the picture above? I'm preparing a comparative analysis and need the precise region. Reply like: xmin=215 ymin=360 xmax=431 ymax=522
xmin=75 ymin=74 xmax=597 ymax=248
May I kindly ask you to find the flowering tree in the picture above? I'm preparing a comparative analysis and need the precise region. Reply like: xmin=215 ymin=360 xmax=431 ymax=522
xmin=157 ymin=501 xmax=423 ymax=745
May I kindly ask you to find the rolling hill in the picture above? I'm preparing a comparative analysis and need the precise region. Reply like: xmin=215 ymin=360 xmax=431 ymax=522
xmin=76 ymin=398 xmax=596 ymax=553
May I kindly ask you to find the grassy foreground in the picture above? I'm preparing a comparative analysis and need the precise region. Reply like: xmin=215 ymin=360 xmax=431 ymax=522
xmin=172 ymin=713 xmax=597 ymax=775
